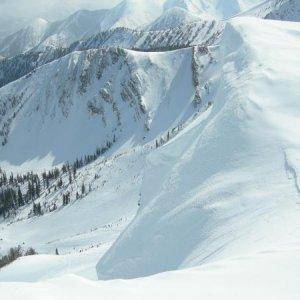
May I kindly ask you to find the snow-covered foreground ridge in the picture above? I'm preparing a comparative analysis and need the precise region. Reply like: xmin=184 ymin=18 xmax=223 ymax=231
xmin=96 ymin=17 xmax=300 ymax=279
xmin=1 ymin=248 xmax=300 ymax=300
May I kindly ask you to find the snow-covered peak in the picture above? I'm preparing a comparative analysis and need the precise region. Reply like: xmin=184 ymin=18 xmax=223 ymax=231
xmin=148 ymin=7 xmax=207 ymax=31
xmin=0 ymin=17 xmax=50 ymax=57
xmin=163 ymin=0 xmax=265 ymax=19
xmin=101 ymin=0 xmax=164 ymax=30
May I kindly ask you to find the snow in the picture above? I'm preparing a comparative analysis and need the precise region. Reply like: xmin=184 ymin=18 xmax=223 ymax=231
xmin=0 ymin=47 xmax=196 ymax=173
xmin=148 ymin=7 xmax=206 ymax=31
xmin=0 ymin=0 xmax=265 ymax=57
xmin=163 ymin=0 xmax=264 ymax=19
xmin=0 ymin=1 xmax=161 ymax=57
xmin=1 ymin=247 xmax=300 ymax=299
xmin=0 ymin=18 xmax=49 ymax=57
xmin=0 ymin=147 xmax=145 ymax=256
xmin=96 ymin=17 xmax=300 ymax=279
xmin=238 ymin=0 xmax=300 ymax=22
xmin=0 ymin=2 xmax=300 ymax=300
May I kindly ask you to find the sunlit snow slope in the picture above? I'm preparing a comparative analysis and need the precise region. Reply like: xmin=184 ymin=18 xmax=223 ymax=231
xmin=1 ymin=248 xmax=300 ymax=300
xmin=96 ymin=17 xmax=300 ymax=279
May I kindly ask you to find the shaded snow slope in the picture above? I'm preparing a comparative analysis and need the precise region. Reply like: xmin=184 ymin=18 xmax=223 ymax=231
xmin=239 ymin=0 xmax=300 ymax=21
xmin=96 ymin=17 xmax=300 ymax=279
xmin=1 ymin=247 xmax=300 ymax=299
xmin=0 ymin=47 xmax=198 ymax=172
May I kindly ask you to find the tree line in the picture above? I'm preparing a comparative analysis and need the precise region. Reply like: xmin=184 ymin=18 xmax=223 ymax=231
xmin=0 ymin=245 xmax=37 ymax=269
xmin=0 ymin=138 xmax=114 ymax=219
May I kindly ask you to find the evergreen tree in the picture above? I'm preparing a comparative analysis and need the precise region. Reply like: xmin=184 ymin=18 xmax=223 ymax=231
xmin=33 ymin=203 xmax=42 ymax=216
xmin=81 ymin=183 xmax=86 ymax=196
xmin=17 ymin=187 xmax=24 ymax=207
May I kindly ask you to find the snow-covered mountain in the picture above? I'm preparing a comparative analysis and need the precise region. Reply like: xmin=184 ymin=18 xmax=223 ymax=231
xmin=0 ymin=45 xmax=207 ymax=172
xmin=0 ymin=18 xmax=50 ymax=58
xmin=95 ymin=16 xmax=300 ymax=279
xmin=0 ymin=0 xmax=264 ymax=58
xmin=0 ymin=0 xmax=163 ymax=58
xmin=265 ymin=0 xmax=300 ymax=21
xmin=148 ymin=7 xmax=206 ymax=31
xmin=0 ymin=0 xmax=121 ymax=41
xmin=239 ymin=0 xmax=300 ymax=21
xmin=0 ymin=9 xmax=112 ymax=58
xmin=163 ymin=0 xmax=264 ymax=19
xmin=0 ymin=19 xmax=222 ymax=89
xmin=1 ymin=1 xmax=300 ymax=299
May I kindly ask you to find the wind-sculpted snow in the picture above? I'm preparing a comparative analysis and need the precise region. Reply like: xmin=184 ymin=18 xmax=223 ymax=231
xmin=96 ymin=17 xmax=300 ymax=279
xmin=0 ymin=19 xmax=223 ymax=89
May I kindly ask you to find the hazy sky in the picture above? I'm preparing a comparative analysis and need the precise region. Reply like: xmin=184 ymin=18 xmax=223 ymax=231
xmin=0 ymin=0 xmax=122 ymax=37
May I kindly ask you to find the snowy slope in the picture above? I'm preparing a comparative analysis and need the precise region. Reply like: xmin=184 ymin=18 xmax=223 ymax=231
xmin=0 ymin=18 xmax=222 ymax=88
xmin=0 ymin=146 xmax=145 ymax=280
xmin=148 ymin=7 xmax=207 ymax=31
xmin=0 ymin=18 xmax=50 ymax=58
xmin=239 ymin=0 xmax=300 ymax=21
xmin=0 ymin=10 xmax=108 ymax=58
xmin=96 ymin=17 xmax=300 ymax=279
xmin=1 ymin=247 xmax=300 ymax=299
xmin=163 ymin=0 xmax=264 ymax=19
xmin=0 ymin=46 xmax=200 ymax=173
xmin=0 ymin=0 xmax=264 ymax=57
xmin=0 ymin=0 xmax=121 ymax=40
xmin=0 ymin=1 xmax=163 ymax=58
xmin=264 ymin=0 xmax=300 ymax=21
xmin=0 ymin=3 xmax=300 ymax=299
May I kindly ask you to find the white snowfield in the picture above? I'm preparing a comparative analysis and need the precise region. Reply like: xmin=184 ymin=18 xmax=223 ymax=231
xmin=0 ymin=10 xmax=300 ymax=300
xmin=1 ymin=248 xmax=300 ymax=300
